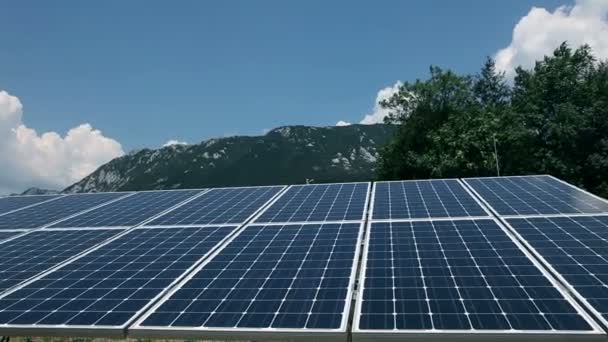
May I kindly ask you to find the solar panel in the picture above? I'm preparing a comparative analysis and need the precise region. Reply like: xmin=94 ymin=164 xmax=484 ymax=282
xmin=0 ymin=226 xmax=237 ymax=333
xmin=146 ymin=186 xmax=284 ymax=226
xmin=506 ymin=215 xmax=608 ymax=327
xmin=0 ymin=231 xmax=21 ymax=242
xmin=132 ymin=222 xmax=362 ymax=338
xmin=0 ymin=195 xmax=61 ymax=215
xmin=0 ymin=193 xmax=129 ymax=230
xmin=255 ymin=183 xmax=369 ymax=223
xmin=50 ymin=190 xmax=202 ymax=228
xmin=373 ymin=180 xmax=488 ymax=220
xmin=0 ymin=229 xmax=123 ymax=293
xmin=354 ymin=219 xmax=600 ymax=337
xmin=464 ymin=176 xmax=608 ymax=216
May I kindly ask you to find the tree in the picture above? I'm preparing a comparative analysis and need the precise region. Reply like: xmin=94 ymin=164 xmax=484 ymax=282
xmin=377 ymin=43 xmax=608 ymax=198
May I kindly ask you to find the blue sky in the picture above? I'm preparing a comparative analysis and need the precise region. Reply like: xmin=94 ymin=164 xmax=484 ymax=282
xmin=3 ymin=0 xmax=607 ymax=193
xmin=1 ymin=0 xmax=566 ymax=150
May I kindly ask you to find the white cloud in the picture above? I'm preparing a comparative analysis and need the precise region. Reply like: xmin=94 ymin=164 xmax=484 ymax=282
xmin=495 ymin=0 xmax=608 ymax=78
xmin=335 ymin=120 xmax=351 ymax=126
xmin=0 ymin=90 xmax=124 ymax=194
xmin=359 ymin=81 xmax=402 ymax=124
xmin=162 ymin=139 xmax=188 ymax=147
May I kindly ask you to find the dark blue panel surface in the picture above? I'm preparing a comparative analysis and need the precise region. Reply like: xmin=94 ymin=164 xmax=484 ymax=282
xmin=0 ymin=226 xmax=236 ymax=326
xmin=255 ymin=183 xmax=369 ymax=223
xmin=465 ymin=176 xmax=608 ymax=216
xmin=0 ymin=229 xmax=121 ymax=292
xmin=359 ymin=220 xmax=592 ymax=331
xmin=0 ymin=195 xmax=60 ymax=215
xmin=0 ymin=193 xmax=128 ymax=230
xmin=140 ymin=223 xmax=361 ymax=330
xmin=0 ymin=231 xmax=21 ymax=242
xmin=373 ymin=180 xmax=487 ymax=219
xmin=50 ymin=190 xmax=201 ymax=228
xmin=147 ymin=186 xmax=283 ymax=226
xmin=507 ymin=216 xmax=608 ymax=324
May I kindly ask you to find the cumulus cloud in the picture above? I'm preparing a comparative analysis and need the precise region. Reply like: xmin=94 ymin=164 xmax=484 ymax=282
xmin=0 ymin=90 xmax=124 ymax=194
xmin=335 ymin=120 xmax=351 ymax=126
xmin=162 ymin=139 xmax=188 ymax=147
xmin=360 ymin=82 xmax=402 ymax=124
xmin=495 ymin=0 xmax=608 ymax=78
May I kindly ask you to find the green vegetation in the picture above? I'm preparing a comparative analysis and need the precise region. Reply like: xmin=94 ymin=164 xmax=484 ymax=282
xmin=378 ymin=43 xmax=608 ymax=198
xmin=64 ymin=124 xmax=396 ymax=193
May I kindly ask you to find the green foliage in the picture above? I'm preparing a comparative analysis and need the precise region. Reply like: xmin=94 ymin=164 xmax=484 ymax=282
xmin=64 ymin=124 xmax=397 ymax=192
xmin=378 ymin=43 xmax=608 ymax=198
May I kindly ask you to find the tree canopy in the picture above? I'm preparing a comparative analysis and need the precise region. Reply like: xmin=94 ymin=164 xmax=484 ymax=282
xmin=378 ymin=43 xmax=608 ymax=198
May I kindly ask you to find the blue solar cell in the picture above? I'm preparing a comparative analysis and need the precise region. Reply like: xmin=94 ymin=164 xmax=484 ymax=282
xmin=0 ymin=226 xmax=236 ymax=327
xmin=146 ymin=186 xmax=283 ymax=226
xmin=357 ymin=220 xmax=594 ymax=332
xmin=0 ymin=231 xmax=21 ymax=242
xmin=0 ymin=195 xmax=60 ymax=215
xmin=0 ymin=229 xmax=122 ymax=293
xmin=465 ymin=176 xmax=608 ymax=216
xmin=50 ymin=190 xmax=201 ymax=228
xmin=373 ymin=180 xmax=487 ymax=219
xmin=255 ymin=183 xmax=369 ymax=223
xmin=507 ymin=215 xmax=608 ymax=325
xmin=137 ymin=223 xmax=361 ymax=330
xmin=0 ymin=193 xmax=129 ymax=230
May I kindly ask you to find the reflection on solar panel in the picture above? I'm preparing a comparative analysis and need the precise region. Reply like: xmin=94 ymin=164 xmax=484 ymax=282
xmin=0 ymin=226 xmax=236 ymax=330
xmin=255 ymin=183 xmax=369 ymax=223
xmin=506 ymin=215 xmax=608 ymax=326
xmin=0 ymin=231 xmax=21 ymax=242
xmin=0 ymin=195 xmax=60 ymax=215
xmin=355 ymin=219 xmax=597 ymax=335
xmin=51 ymin=190 xmax=201 ymax=228
xmin=0 ymin=193 xmax=129 ymax=230
xmin=0 ymin=229 xmax=122 ymax=293
xmin=465 ymin=175 xmax=608 ymax=216
xmin=134 ymin=223 xmax=361 ymax=335
xmin=373 ymin=180 xmax=488 ymax=219
xmin=146 ymin=186 xmax=283 ymax=226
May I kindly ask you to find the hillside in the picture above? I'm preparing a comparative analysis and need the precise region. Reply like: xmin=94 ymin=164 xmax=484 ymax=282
xmin=63 ymin=124 xmax=397 ymax=193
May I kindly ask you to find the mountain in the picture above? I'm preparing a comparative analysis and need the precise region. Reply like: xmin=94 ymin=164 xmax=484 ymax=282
xmin=11 ymin=187 xmax=60 ymax=196
xmin=63 ymin=124 xmax=397 ymax=193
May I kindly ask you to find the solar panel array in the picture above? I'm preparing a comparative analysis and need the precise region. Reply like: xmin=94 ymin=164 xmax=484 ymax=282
xmin=465 ymin=175 xmax=608 ymax=338
xmin=147 ymin=186 xmax=284 ymax=226
xmin=0 ymin=226 xmax=237 ymax=328
xmin=506 ymin=216 xmax=608 ymax=325
xmin=0 ymin=193 xmax=129 ymax=230
xmin=255 ymin=183 xmax=369 ymax=223
xmin=50 ymin=190 xmax=201 ymax=228
xmin=354 ymin=179 xmax=602 ymax=340
xmin=0 ymin=229 xmax=123 ymax=292
xmin=464 ymin=176 xmax=608 ymax=216
xmin=132 ymin=183 xmax=370 ymax=339
xmin=373 ymin=179 xmax=488 ymax=219
xmin=1 ymin=176 xmax=608 ymax=341
xmin=0 ymin=195 xmax=60 ymax=216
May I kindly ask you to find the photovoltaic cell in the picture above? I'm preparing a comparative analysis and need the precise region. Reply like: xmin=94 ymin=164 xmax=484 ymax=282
xmin=0 ymin=229 xmax=122 ymax=293
xmin=137 ymin=223 xmax=361 ymax=331
xmin=50 ymin=190 xmax=201 ymax=228
xmin=146 ymin=186 xmax=283 ymax=226
xmin=0 ymin=226 xmax=236 ymax=328
xmin=0 ymin=193 xmax=129 ymax=230
xmin=255 ymin=183 xmax=369 ymax=223
xmin=373 ymin=180 xmax=487 ymax=220
xmin=0 ymin=231 xmax=21 ymax=242
xmin=0 ymin=195 xmax=60 ymax=215
xmin=465 ymin=176 xmax=608 ymax=216
xmin=506 ymin=215 xmax=608 ymax=325
xmin=357 ymin=220 xmax=594 ymax=332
